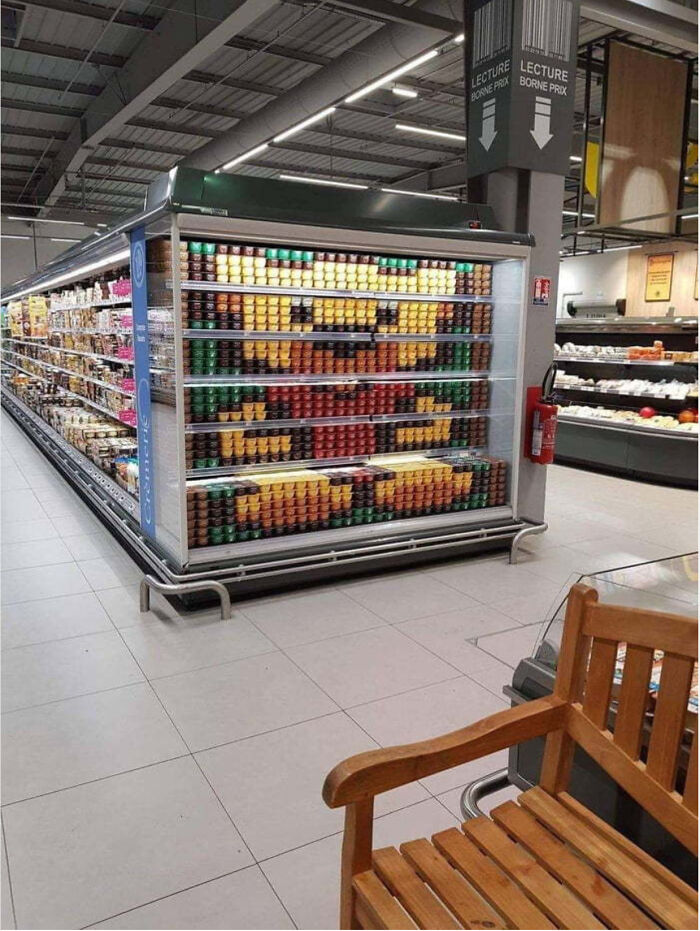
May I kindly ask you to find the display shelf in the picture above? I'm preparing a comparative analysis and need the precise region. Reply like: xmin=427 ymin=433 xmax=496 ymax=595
xmin=555 ymin=355 xmax=697 ymax=367
xmin=176 ymin=280 xmax=493 ymax=302
xmin=51 ymin=327 xmax=132 ymax=336
xmin=184 ymin=371 xmax=500 ymax=386
xmin=5 ymin=338 xmax=134 ymax=368
xmin=2 ymin=357 xmax=52 ymax=384
xmin=1 ymin=385 xmax=139 ymax=516
xmin=187 ymin=504 xmax=514 ymax=563
xmin=186 ymin=445 xmax=487 ymax=479
xmin=48 ymin=297 xmax=132 ymax=312
xmin=185 ymin=409 xmax=493 ymax=432
xmin=2 ymin=350 xmax=134 ymax=396
xmin=557 ymin=413 xmax=698 ymax=440
xmin=184 ymin=329 xmax=372 ymax=342
xmin=555 ymin=385 xmax=696 ymax=403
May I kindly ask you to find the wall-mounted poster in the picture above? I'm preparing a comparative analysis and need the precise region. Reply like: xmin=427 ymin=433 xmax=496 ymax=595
xmin=645 ymin=253 xmax=674 ymax=302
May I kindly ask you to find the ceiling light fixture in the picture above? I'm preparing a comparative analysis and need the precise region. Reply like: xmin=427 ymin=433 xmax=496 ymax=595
xmin=392 ymin=86 xmax=418 ymax=98
xmin=569 ymin=155 xmax=583 ymax=162
xmin=2 ymin=248 xmax=131 ymax=301
xmin=218 ymin=143 xmax=269 ymax=172
xmin=273 ymin=107 xmax=337 ymax=143
xmin=279 ymin=174 xmax=368 ymax=190
xmin=562 ymin=210 xmax=595 ymax=218
xmin=2 ymin=234 xmax=31 ymax=240
xmin=604 ymin=244 xmax=643 ymax=251
xmin=395 ymin=123 xmax=466 ymax=142
xmin=454 ymin=33 xmax=465 ymax=43
xmin=51 ymin=238 xmax=82 ymax=243
xmin=6 ymin=216 xmax=85 ymax=226
xmin=380 ymin=187 xmax=458 ymax=201
xmin=681 ymin=213 xmax=698 ymax=219
xmin=345 ymin=49 xmax=439 ymax=103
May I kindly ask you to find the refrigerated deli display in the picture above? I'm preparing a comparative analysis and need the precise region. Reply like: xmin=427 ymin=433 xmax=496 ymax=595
xmin=1 ymin=169 xmax=545 ymax=598
xmin=553 ymin=318 xmax=698 ymax=487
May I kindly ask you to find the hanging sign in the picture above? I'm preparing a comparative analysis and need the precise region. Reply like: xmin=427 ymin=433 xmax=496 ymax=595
xmin=129 ymin=225 xmax=156 ymax=538
xmin=644 ymin=253 xmax=674 ymax=302
xmin=465 ymin=0 xmax=580 ymax=177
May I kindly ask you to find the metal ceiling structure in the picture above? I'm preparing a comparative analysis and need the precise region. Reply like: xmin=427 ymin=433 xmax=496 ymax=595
xmin=1 ymin=0 xmax=697 ymax=233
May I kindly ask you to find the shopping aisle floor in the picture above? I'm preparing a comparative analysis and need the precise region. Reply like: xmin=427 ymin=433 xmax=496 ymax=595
xmin=1 ymin=409 xmax=697 ymax=930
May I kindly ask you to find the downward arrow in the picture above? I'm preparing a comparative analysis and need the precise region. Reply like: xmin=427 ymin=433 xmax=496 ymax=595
xmin=479 ymin=98 xmax=497 ymax=151
xmin=530 ymin=95 xmax=553 ymax=149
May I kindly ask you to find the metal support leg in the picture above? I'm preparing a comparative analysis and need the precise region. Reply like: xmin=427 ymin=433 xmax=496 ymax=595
xmin=509 ymin=520 xmax=548 ymax=565
xmin=460 ymin=768 xmax=510 ymax=819
xmin=139 ymin=574 xmax=233 ymax=620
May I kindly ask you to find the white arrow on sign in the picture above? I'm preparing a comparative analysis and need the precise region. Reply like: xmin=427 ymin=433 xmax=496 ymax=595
xmin=479 ymin=98 xmax=497 ymax=151
xmin=530 ymin=95 xmax=553 ymax=149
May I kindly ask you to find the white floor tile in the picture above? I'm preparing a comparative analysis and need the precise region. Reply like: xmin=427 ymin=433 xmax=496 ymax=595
xmin=90 ymin=866 xmax=294 ymax=930
xmin=339 ymin=569 xmax=470 ymax=622
xmin=2 ymin=683 xmax=187 ymax=804
xmin=1 ymin=468 xmax=28 ymax=491
xmin=241 ymin=586 xmax=385 ymax=648
xmin=2 ymin=630 xmax=144 ymax=712
xmin=427 ymin=557 xmax=561 ymax=604
xmin=152 ymin=652 xmax=338 ymax=752
xmin=1 ymin=825 xmax=14 ymax=930
xmin=61 ymin=532 xmax=123 ymax=561
xmin=96 ymin=584 xmax=206 ymax=630
xmin=348 ymin=676 xmax=507 ymax=795
xmin=396 ymin=609 xmax=520 ymax=673
xmin=262 ymin=799 xmax=458 ymax=931
xmin=121 ymin=618 xmax=276 ymax=679
xmin=1 ymin=538 xmax=74 ymax=571
xmin=50 ymin=511 xmax=105 ymax=537
xmin=1 ymin=490 xmax=46 ymax=522
xmin=287 ymin=626 xmax=460 ymax=708
xmin=1 ymin=563 xmax=91 ymax=605
xmin=1 ymin=518 xmax=59 ymax=544
xmin=196 ymin=713 xmax=428 ymax=861
xmin=476 ymin=622 xmax=542 ymax=669
xmin=77 ymin=555 xmax=144 ymax=591
xmin=2 ymin=591 xmax=114 ymax=649
xmin=2 ymin=757 xmax=253 ymax=930
xmin=489 ymin=584 xmax=569 ymax=626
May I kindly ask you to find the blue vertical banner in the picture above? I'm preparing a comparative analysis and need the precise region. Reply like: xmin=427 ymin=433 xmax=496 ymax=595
xmin=130 ymin=225 xmax=156 ymax=538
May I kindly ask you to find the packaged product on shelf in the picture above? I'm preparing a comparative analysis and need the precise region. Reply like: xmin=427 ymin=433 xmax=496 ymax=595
xmin=7 ymin=301 xmax=24 ymax=338
xmin=28 ymin=295 xmax=49 ymax=337
xmin=186 ymin=454 xmax=507 ymax=548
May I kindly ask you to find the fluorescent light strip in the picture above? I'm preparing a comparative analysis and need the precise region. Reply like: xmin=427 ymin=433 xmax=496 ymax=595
xmin=454 ymin=33 xmax=465 ymax=43
xmin=392 ymin=86 xmax=418 ymax=98
xmin=273 ymin=107 xmax=336 ymax=143
xmin=345 ymin=49 xmax=438 ymax=103
xmin=604 ymin=244 xmax=642 ymax=251
xmin=681 ymin=213 xmax=698 ymax=219
xmin=51 ymin=238 xmax=82 ymax=243
xmin=3 ymin=248 xmax=130 ymax=301
xmin=562 ymin=210 xmax=595 ymax=218
xmin=569 ymin=155 xmax=582 ymax=162
xmin=380 ymin=187 xmax=458 ymax=202
xmin=279 ymin=174 xmax=368 ymax=190
xmin=2 ymin=234 xmax=31 ymax=240
xmin=219 ymin=143 xmax=269 ymax=172
xmin=396 ymin=123 xmax=466 ymax=142
xmin=7 ymin=216 xmax=85 ymax=226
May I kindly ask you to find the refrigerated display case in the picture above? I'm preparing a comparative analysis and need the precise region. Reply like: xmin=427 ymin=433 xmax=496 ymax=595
xmin=1 ymin=168 xmax=547 ymax=605
xmin=553 ymin=317 xmax=698 ymax=486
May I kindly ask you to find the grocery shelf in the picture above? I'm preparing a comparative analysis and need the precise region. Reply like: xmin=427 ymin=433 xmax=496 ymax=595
xmin=1 ymin=385 xmax=139 ymax=517
xmin=5 ymin=338 xmax=134 ymax=368
xmin=557 ymin=413 xmax=698 ymax=440
xmin=184 ymin=371 xmax=501 ymax=386
xmin=51 ymin=327 xmax=133 ymax=336
xmin=2 ymin=350 xmax=134 ymax=397
xmin=187 ymin=504 xmax=514 ymax=563
xmin=185 ymin=409 xmax=492 ymax=432
xmin=2 ymin=357 xmax=53 ymax=384
xmin=48 ymin=297 xmax=132 ymax=312
xmin=555 ymin=355 xmax=697 ymax=367
xmin=555 ymin=385 xmax=696 ymax=403
xmin=185 ymin=329 xmax=372 ymax=342
xmin=186 ymin=445 xmax=487 ymax=479
xmin=176 ymin=281 xmax=493 ymax=303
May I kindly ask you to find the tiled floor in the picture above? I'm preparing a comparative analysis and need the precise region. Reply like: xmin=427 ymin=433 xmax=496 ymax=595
xmin=1 ymin=410 xmax=696 ymax=929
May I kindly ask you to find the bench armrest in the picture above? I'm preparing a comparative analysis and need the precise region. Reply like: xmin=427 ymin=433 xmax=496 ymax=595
xmin=323 ymin=695 xmax=565 ymax=807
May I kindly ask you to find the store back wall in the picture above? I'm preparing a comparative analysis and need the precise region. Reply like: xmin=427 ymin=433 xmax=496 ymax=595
xmin=626 ymin=241 xmax=698 ymax=317
xmin=557 ymin=250 xmax=629 ymax=317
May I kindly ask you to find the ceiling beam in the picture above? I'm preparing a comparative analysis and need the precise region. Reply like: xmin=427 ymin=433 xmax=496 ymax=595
xmin=32 ymin=0 xmax=279 ymax=212
xmin=323 ymin=0 xmax=460 ymax=32
xmin=1 ymin=37 xmax=126 ymax=68
xmin=1 ymin=70 xmax=102 ymax=96
xmin=581 ymin=0 xmax=697 ymax=54
xmin=183 ymin=0 xmax=464 ymax=171
xmin=270 ymin=140 xmax=435 ymax=169
xmin=127 ymin=117 xmax=215 ymax=138
xmin=3 ymin=145 xmax=59 ymax=159
xmin=2 ymin=124 xmax=70 ymax=141
xmin=185 ymin=69 xmax=280 ymax=98
xmin=1 ymin=98 xmax=83 ymax=119
xmin=86 ymin=156 xmax=169 ymax=173
xmin=18 ymin=0 xmax=159 ymax=30
xmin=100 ymin=137 xmax=194 ymax=158
xmin=152 ymin=95 xmax=249 ymax=121
xmin=251 ymin=162 xmax=386 ymax=183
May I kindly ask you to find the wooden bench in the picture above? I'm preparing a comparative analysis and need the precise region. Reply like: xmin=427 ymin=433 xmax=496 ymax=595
xmin=323 ymin=583 xmax=698 ymax=929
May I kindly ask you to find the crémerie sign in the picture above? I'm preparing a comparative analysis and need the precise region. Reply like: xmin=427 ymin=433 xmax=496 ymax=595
xmin=464 ymin=0 xmax=580 ymax=177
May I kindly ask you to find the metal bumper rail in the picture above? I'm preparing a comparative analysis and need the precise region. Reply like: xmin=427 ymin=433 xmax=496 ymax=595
xmin=2 ymin=385 xmax=546 ymax=620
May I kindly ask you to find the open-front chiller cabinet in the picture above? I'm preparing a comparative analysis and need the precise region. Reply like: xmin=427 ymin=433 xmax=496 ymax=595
xmin=2 ymin=169 xmax=545 ymax=601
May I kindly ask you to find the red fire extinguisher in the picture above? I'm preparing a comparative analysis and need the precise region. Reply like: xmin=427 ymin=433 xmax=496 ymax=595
xmin=530 ymin=363 xmax=558 ymax=464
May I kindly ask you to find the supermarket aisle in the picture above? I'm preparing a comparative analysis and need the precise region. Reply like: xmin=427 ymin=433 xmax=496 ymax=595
xmin=1 ymin=408 xmax=697 ymax=930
